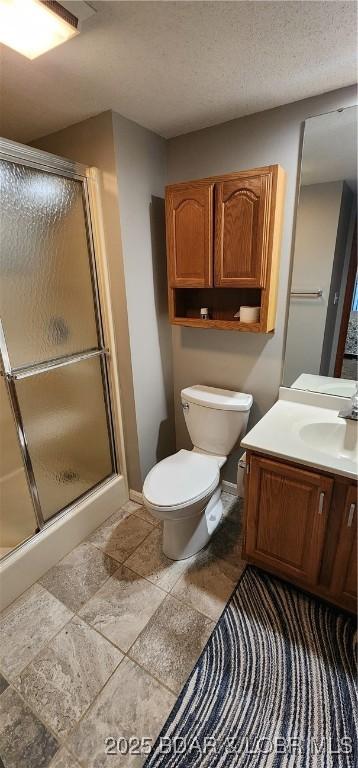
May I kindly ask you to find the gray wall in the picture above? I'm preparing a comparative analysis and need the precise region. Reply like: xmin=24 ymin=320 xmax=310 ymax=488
xmin=112 ymin=113 xmax=176 ymax=483
xmin=167 ymin=86 xmax=357 ymax=483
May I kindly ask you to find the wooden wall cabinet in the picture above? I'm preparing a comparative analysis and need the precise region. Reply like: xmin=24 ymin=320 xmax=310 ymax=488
xmin=243 ymin=451 xmax=357 ymax=613
xmin=215 ymin=172 xmax=272 ymax=288
xmin=166 ymin=183 xmax=213 ymax=288
xmin=166 ymin=165 xmax=285 ymax=332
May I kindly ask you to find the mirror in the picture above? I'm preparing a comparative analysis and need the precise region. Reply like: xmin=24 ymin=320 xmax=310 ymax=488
xmin=283 ymin=105 xmax=357 ymax=397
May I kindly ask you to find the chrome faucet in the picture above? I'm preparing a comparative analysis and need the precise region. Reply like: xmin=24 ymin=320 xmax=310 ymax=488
xmin=338 ymin=384 xmax=358 ymax=421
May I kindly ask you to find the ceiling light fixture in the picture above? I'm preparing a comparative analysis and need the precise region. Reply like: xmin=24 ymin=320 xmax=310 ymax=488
xmin=0 ymin=0 xmax=79 ymax=59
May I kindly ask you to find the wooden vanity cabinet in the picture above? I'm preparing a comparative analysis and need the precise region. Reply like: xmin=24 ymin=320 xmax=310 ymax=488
xmin=165 ymin=165 xmax=285 ymax=332
xmin=243 ymin=452 xmax=357 ymax=613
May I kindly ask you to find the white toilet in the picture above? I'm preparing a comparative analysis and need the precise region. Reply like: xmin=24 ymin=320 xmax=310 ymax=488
xmin=142 ymin=385 xmax=253 ymax=560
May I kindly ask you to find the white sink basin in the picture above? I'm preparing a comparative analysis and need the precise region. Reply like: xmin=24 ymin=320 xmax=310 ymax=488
xmin=299 ymin=421 xmax=357 ymax=461
xmin=241 ymin=388 xmax=358 ymax=479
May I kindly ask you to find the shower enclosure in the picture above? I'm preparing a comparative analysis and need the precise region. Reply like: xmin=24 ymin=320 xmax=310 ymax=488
xmin=0 ymin=140 xmax=120 ymax=559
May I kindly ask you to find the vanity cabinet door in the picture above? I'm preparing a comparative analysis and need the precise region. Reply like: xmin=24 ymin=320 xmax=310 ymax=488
xmin=245 ymin=456 xmax=333 ymax=585
xmin=329 ymin=484 xmax=357 ymax=612
xmin=166 ymin=183 xmax=214 ymax=287
xmin=214 ymin=170 xmax=273 ymax=287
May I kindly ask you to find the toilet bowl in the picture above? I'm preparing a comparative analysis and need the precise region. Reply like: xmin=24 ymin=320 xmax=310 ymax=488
xmin=143 ymin=385 xmax=253 ymax=560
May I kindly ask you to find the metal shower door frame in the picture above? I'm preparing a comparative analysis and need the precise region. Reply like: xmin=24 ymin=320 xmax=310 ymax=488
xmin=0 ymin=138 xmax=118 ymax=531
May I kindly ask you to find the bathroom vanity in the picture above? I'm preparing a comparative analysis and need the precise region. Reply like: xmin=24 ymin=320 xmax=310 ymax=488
xmin=254 ymin=106 xmax=358 ymax=614
xmin=241 ymin=388 xmax=357 ymax=613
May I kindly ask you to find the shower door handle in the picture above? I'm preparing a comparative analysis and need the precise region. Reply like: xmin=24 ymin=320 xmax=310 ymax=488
xmin=0 ymin=319 xmax=110 ymax=380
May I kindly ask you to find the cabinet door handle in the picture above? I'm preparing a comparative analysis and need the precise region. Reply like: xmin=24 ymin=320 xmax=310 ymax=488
xmin=318 ymin=492 xmax=325 ymax=514
xmin=347 ymin=503 xmax=355 ymax=528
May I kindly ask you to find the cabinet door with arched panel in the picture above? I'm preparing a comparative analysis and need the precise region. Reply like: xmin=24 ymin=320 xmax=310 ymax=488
xmin=214 ymin=170 xmax=273 ymax=287
xmin=166 ymin=182 xmax=214 ymax=288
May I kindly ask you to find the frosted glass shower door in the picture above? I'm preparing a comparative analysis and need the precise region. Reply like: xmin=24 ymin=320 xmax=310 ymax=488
xmin=0 ymin=161 xmax=100 ymax=367
xmin=0 ymin=157 xmax=116 ymax=525
xmin=13 ymin=356 xmax=113 ymax=521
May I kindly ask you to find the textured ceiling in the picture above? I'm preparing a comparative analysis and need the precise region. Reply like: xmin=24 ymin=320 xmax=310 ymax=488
xmin=0 ymin=1 xmax=356 ymax=143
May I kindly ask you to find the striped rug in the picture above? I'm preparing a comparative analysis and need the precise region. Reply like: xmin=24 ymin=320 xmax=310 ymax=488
xmin=145 ymin=567 xmax=357 ymax=768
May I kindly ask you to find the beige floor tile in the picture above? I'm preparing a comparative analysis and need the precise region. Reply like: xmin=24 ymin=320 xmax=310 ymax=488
xmin=221 ymin=493 xmax=243 ymax=522
xmin=15 ymin=616 xmax=122 ymax=739
xmin=207 ymin=499 xmax=246 ymax=580
xmin=124 ymin=528 xmax=192 ymax=592
xmin=129 ymin=594 xmax=214 ymax=694
xmin=0 ymin=584 xmax=72 ymax=680
xmin=120 ymin=501 xmax=161 ymax=526
xmin=40 ymin=543 xmax=118 ymax=612
xmin=209 ymin=527 xmax=245 ymax=579
xmin=0 ymin=672 xmax=8 ymax=695
xmin=120 ymin=500 xmax=144 ymax=515
xmin=171 ymin=551 xmax=237 ymax=621
xmin=221 ymin=491 xmax=238 ymax=516
xmin=68 ymin=656 xmax=176 ymax=768
xmin=0 ymin=493 xmax=246 ymax=767
xmin=87 ymin=507 xmax=135 ymax=546
xmin=0 ymin=686 xmax=59 ymax=768
xmin=88 ymin=512 xmax=153 ymax=563
xmin=120 ymin=499 xmax=160 ymax=526
xmin=133 ymin=505 xmax=161 ymax=527
xmin=79 ymin=565 xmax=165 ymax=651
xmin=49 ymin=748 xmax=81 ymax=768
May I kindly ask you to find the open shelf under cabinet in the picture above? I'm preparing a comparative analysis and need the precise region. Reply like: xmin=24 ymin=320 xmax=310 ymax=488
xmin=170 ymin=287 xmax=267 ymax=332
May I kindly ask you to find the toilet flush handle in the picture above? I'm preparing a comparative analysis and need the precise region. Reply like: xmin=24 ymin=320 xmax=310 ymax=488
xmin=182 ymin=401 xmax=190 ymax=413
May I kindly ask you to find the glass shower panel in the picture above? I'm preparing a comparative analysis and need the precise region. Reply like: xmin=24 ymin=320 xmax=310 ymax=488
xmin=0 ymin=376 xmax=37 ymax=553
xmin=0 ymin=160 xmax=99 ymax=369
xmin=14 ymin=356 xmax=113 ymax=522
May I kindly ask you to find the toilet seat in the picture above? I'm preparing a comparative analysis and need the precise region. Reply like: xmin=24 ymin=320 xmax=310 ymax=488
xmin=143 ymin=449 xmax=220 ymax=512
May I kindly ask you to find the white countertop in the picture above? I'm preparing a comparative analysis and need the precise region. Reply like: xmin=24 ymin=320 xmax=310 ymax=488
xmin=241 ymin=388 xmax=358 ymax=480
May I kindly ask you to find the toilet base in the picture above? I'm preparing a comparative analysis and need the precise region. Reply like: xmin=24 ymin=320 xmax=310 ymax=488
xmin=162 ymin=486 xmax=223 ymax=560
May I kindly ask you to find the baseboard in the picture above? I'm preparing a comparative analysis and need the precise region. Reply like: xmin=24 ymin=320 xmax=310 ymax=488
xmin=0 ymin=475 xmax=127 ymax=612
xmin=130 ymin=484 xmax=237 ymax=502
xmin=222 ymin=480 xmax=238 ymax=496
xmin=129 ymin=489 xmax=144 ymax=505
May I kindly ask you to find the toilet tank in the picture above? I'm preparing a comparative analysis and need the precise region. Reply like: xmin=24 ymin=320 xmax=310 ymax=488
xmin=181 ymin=385 xmax=253 ymax=456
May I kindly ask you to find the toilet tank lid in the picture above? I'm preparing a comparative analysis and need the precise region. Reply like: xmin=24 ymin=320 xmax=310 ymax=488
xmin=181 ymin=385 xmax=253 ymax=412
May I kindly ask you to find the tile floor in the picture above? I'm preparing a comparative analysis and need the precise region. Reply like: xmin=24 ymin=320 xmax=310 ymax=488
xmin=0 ymin=494 xmax=246 ymax=768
